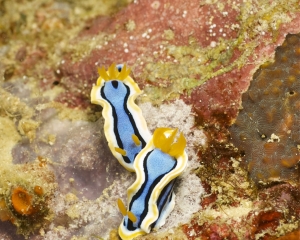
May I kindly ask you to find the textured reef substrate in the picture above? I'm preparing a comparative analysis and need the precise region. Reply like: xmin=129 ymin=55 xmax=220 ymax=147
xmin=0 ymin=0 xmax=299 ymax=239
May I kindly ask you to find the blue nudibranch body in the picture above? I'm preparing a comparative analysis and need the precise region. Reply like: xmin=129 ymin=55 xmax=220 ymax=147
xmin=91 ymin=64 xmax=188 ymax=240
xmin=118 ymin=128 xmax=188 ymax=240
xmin=91 ymin=63 xmax=151 ymax=171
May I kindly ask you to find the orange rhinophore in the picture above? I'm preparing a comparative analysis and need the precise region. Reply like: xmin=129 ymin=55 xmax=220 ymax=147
xmin=153 ymin=128 xmax=186 ymax=158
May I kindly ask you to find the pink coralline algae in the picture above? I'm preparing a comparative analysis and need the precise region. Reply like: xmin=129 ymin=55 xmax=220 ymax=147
xmin=229 ymin=33 xmax=300 ymax=185
xmin=29 ymin=0 xmax=300 ymax=118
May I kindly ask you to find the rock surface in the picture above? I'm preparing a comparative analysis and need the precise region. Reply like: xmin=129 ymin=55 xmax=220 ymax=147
xmin=0 ymin=0 xmax=299 ymax=239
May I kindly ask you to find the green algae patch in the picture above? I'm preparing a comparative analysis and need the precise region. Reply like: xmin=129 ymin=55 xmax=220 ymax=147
xmin=0 ymin=87 xmax=40 ymax=142
xmin=0 ymin=0 xmax=132 ymax=80
xmin=0 ymin=88 xmax=57 ymax=237
xmin=0 ymin=117 xmax=21 ymax=164
xmin=0 ymin=87 xmax=34 ymax=119
xmin=0 ymin=159 xmax=57 ymax=237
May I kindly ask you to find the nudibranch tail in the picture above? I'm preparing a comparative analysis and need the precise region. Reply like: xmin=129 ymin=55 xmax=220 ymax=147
xmin=118 ymin=198 xmax=146 ymax=240
xmin=153 ymin=181 xmax=176 ymax=229
xmin=117 ymin=198 xmax=138 ymax=223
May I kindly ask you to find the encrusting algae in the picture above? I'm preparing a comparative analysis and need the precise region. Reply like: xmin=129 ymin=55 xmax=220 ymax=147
xmin=0 ymin=84 xmax=58 ymax=237
xmin=0 ymin=160 xmax=57 ymax=237
xmin=229 ymin=33 xmax=300 ymax=185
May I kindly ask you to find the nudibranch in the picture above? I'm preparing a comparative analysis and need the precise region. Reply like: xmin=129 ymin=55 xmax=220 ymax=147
xmin=91 ymin=63 xmax=151 ymax=171
xmin=118 ymin=128 xmax=188 ymax=240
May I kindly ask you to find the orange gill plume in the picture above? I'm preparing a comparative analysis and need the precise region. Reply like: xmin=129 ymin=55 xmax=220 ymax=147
xmin=153 ymin=128 xmax=186 ymax=158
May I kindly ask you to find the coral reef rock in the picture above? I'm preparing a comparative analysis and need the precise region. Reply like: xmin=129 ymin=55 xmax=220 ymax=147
xmin=229 ymin=33 xmax=300 ymax=185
